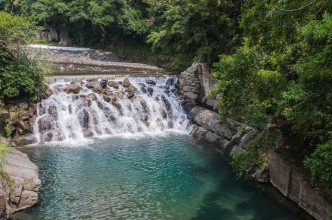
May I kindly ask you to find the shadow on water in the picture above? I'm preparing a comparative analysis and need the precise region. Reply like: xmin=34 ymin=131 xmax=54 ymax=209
xmin=189 ymin=145 xmax=314 ymax=220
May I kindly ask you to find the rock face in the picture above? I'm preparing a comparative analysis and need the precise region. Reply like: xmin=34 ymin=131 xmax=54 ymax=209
xmin=183 ymin=62 xmax=332 ymax=220
xmin=178 ymin=63 xmax=219 ymax=112
xmin=268 ymin=150 xmax=332 ymax=220
xmin=189 ymin=107 xmax=258 ymax=158
xmin=1 ymin=148 xmax=41 ymax=218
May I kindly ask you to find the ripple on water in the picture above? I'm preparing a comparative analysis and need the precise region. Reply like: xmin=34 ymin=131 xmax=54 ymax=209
xmin=17 ymin=135 xmax=305 ymax=220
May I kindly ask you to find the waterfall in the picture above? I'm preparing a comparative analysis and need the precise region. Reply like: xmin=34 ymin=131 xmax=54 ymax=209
xmin=34 ymin=76 xmax=191 ymax=144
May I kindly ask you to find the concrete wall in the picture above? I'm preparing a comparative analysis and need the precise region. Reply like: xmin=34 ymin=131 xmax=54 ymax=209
xmin=268 ymin=150 xmax=332 ymax=220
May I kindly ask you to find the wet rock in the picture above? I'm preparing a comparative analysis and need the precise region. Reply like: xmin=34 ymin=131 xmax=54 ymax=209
xmin=109 ymin=95 xmax=118 ymax=102
xmin=103 ymin=89 xmax=113 ymax=96
xmin=114 ymin=91 xmax=125 ymax=99
xmin=68 ymin=104 xmax=72 ymax=114
xmin=79 ymin=109 xmax=89 ymax=129
xmin=141 ymin=114 xmax=149 ymax=122
xmin=86 ymin=78 xmax=97 ymax=83
xmin=83 ymin=129 xmax=94 ymax=138
xmin=103 ymin=96 xmax=111 ymax=102
xmin=163 ymin=85 xmax=170 ymax=90
xmin=141 ymin=87 xmax=147 ymax=93
xmin=81 ymin=98 xmax=92 ymax=107
xmin=108 ymin=80 xmax=119 ymax=89
xmin=146 ymin=80 xmax=156 ymax=85
xmin=123 ymin=78 xmax=131 ymax=88
xmin=129 ymin=96 xmax=137 ymax=103
xmin=38 ymin=115 xmax=54 ymax=132
xmin=86 ymin=81 xmax=102 ymax=93
xmin=164 ymin=89 xmax=170 ymax=95
xmin=13 ymin=134 xmax=37 ymax=146
xmin=168 ymin=121 xmax=174 ymax=128
xmin=147 ymin=87 xmax=153 ymax=93
xmin=138 ymin=83 xmax=146 ymax=88
xmin=87 ymin=93 xmax=97 ymax=101
xmin=45 ymin=89 xmax=53 ymax=97
xmin=100 ymin=80 xmax=107 ymax=89
xmin=166 ymin=78 xmax=174 ymax=86
xmin=48 ymin=106 xmax=58 ymax=120
xmin=72 ymin=95 xmax=79 ymax=101
xmin=64 ymin=84 xmax=81 ymax=94
xmin=161 ymin=109 xmax=167 ymax=119
xmin=127 ymin=92 xmax=135 ymax=99
xmin=161 ymin=96 xmax=171 ymax=111
xmin=111 ymin=101 xmax=122 ymax=111
xmin=126 ymin=85 xmax=137 ymax=93
xmin=140 ymin=100 xmax=149 ymax=113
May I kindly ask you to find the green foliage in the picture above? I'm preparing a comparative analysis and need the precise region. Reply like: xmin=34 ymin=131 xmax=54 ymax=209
xmin=232 ymin=130 xmax=282 ymax=178
xmin=213 ymin=42 xmax=287 ymax=129
xmin=213 ymin=1 xmax=332 ymax=197
xmin=0 ymin=141 xmax=9 ymax=169
xmin=304 ymin=139 xmax=332 ymax=198
xmin=0 ymin=12 xmax=45 ymax=103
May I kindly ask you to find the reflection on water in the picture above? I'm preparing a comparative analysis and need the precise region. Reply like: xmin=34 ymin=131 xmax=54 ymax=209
xmin=16 ymin=135 xmax=307 ymax=220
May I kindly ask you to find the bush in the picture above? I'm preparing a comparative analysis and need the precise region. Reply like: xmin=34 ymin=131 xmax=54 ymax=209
xmin=304 ymin=139 xmax=332 ymax=198
xmin=0 ymin=12 xmax=45 ymax=103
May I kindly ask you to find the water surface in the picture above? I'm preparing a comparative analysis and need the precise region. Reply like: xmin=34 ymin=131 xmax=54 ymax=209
xmin=17 ymin=135 xmax=304 ymax=220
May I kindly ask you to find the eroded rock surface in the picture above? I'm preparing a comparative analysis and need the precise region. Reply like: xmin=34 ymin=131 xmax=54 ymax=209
xmin=1 ymin=148 xmax=41 ymax=218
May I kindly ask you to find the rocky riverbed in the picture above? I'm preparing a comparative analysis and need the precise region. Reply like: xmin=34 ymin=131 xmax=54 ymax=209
xmin=26 ymin=45 xmax=169 ymax=75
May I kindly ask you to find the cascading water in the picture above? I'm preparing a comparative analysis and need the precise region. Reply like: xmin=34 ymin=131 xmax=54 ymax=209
xmin=34 ymin=76 xmax=191 ymax=144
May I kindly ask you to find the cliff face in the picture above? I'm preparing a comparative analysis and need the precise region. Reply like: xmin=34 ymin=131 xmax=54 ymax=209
xmin=0 ymin=147 xmax=41 ymax=219
xmin=178 ymin=63 xmax=332 ymax=220
xmin=268 ymin=151 xmax=332 ymax=220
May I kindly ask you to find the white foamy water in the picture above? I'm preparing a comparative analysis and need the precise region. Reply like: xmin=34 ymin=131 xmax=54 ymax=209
xmin=34 ymin=76 xmax=191 ymax=144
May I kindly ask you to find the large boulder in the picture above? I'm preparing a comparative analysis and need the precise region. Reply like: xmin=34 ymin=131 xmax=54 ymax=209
xmin=3 ymin=148 xmax=41 ymax=216
xmin=123 ymin=78 xmax=131 ymax=88
xmin=108 ymin=80 xmax=119 ymax=89
xmin=189 ymin=107 xmax=241 ymax=140
xmin=63 ymin=84 xmax=81 ymax=94
xmin=13 ymin=134 xmax=38 ymax=146
xmin=86 ymin=81 xmax=102 ymax=93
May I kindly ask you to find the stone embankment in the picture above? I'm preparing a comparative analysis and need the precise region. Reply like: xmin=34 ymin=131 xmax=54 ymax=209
xmin=26 ymin=45 xmax=168 ymax=74
xmin=0 ymin=142 xmax=40 ymax=219
xmin=179 ymin=63 xmax=332 ymax=220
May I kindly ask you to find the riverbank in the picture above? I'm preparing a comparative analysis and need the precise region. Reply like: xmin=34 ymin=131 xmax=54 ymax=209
xmin=26 ymin=45 xmax=170 ymax=75
xmin=178 ymin=63 xmax=332 ymax=220
xmin=0 ymin=137 xmax=40 ymax=219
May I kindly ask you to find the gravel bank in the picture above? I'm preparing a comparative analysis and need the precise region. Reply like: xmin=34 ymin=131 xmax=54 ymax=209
xmin=26 ymin=45 xmax=168 ymax=74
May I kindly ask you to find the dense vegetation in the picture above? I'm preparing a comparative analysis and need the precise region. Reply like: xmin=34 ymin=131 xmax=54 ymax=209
xmin=1 ymin=0 xmax=331 ymax=200
xmin=0 ymin=12 xmax=44 ymax=105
